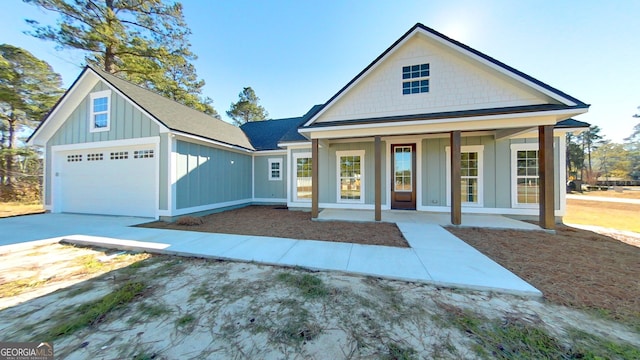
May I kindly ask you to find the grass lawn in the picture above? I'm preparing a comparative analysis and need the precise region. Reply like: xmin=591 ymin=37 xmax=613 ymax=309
xmin=0 ymin=202 xmax=44 ymax=218
xmin=564 ymin=198 xmax=640 ymax=233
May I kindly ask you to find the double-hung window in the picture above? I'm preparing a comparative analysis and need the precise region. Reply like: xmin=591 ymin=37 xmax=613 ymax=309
xmin=402 ymin=63 xmax=429 ymax=95
xmin=511 ymin=144 xmax=539 ymax=207
xmin=268 ymin=158 xmax=282 ymax=181
xmin=90 ymin=90 xmax=111 ymax=132
xmin=446 ymin=145 xmax=484 ymax=206
xmin=293 ymin=153 xmax=312 ymax=201
xmin=336 ymin=150 xmax=364 ymax=203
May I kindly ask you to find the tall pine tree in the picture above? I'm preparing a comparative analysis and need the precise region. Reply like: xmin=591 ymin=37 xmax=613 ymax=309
xmin=227 ymin=87 xmax=269 ymax=126
xmin=24 ymin=0 xmax=219 ymax=117
xmin=0 ymin=44 xmax=63 ymax=200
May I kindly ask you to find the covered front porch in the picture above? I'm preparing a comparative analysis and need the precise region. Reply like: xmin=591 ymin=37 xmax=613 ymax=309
xmin=316 ymin=208 xmax=543 ymax=230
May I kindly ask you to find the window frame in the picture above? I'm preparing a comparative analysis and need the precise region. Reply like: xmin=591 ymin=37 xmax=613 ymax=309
xmin=293 ymin=152 xmax=312 ymax=202
xmin=89 ymin=90 xmax=111 ymax=133
xmin=268 ymin=158 xmax=283 ymax=181
xmin=336 ymin=150 xmax=365 ymax=204
xmin=511 ymin=143 xmax=540 ymax=208
xmin=445 ymin=145 xmax=484 ymax=207
xmin=402 ymin=63 xmax=430 ymax=95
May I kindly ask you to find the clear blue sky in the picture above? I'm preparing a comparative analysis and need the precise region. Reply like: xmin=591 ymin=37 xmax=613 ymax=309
xmin=2 ymin=0 xmax=638 ymax=142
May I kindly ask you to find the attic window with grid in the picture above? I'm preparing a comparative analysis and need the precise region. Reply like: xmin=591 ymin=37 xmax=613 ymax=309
xmin=402 ymin=64 xmax=429 ymax=95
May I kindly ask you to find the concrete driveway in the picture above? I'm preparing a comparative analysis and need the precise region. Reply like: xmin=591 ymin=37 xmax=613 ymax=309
xmin=0 ymin=213 xmax=150 ymax=246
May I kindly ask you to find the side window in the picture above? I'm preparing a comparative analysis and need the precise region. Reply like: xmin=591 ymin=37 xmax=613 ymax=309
xmin=268 ymin=158 xmax=282 ymax=181
xmin=446 ymin=145 xmax=484 ymax=206
xmin=511 ymin=144 xmax=539 ymax=207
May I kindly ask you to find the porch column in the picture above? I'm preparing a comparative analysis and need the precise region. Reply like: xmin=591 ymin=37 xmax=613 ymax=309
xmin=539 ymin=125 xmax=555 ymax=230
xmin=311 ymin=138 xmax=319 ymax=219
xmin=450 ymin=131 xmax=462 ymax=225
xmin=374 ymin=136 xmax=382 ymax=221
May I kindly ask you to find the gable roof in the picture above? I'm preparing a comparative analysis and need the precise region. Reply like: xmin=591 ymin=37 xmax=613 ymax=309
xmin=555 ymin=118 xmax=590 ymax=129
xmin=240 ymin=105 xmax=323 ymax=150
xmin=29 ymin=66 xmax=254 ymax=151
xmin=304 ymin=23 xmax=589 ymax=128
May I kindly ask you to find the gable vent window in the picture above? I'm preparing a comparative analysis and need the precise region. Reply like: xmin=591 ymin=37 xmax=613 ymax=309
xmin=110 ymin=151 xmax=128 ymax=160
xmin=87 ymin=153 xmax=103 ymax=161
xmin=67 ymin=154 xmax=82 ymax=162
xmin=89 ymin=90 xmax=111 ymax=132
xmin=134 ymin=150 xmax=154 ymax=159
xmin=402 ymin=64 xmax=429 ymax=95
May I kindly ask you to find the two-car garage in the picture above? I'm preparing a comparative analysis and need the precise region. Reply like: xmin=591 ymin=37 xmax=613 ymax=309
xmin=52 ymin=141 xmax=158 ymax=218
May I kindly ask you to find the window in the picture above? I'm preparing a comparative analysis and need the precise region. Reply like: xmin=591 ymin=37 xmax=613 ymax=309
xmin=110 ymin=151 xmax=128 ymax=160
xmin=446 ymin=145 xmax=484 ymax=206
xmin=67 ymin=154 xmax=82 ymax=162
xmin=293 ymin=153 xmax=312 ymax=201
xmin=134 ymin=150 xmax=154 ymax=159
xmin=268 ymin=158 xmax=282 ymax=181
xmin=87 ymin=153 xmax=103 ymax=161
xmin=90 ymin=90 xmax=111 ymax=132
xmin=511 ymin=144 xmax=539 ymax=207
xmin=402 ymin=63 xmax=429 ymax=95
xmin=336 ymin=150 xmax=364 ymax=203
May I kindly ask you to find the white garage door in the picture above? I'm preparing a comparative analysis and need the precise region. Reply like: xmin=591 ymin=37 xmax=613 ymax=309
xmin=56 ymin=144 xmax=157 ymax=218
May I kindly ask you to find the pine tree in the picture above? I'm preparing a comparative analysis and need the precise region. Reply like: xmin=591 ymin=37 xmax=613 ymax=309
xmin=24 ymin=0 xmax=219 ymax=117
xmin=0 ymin=44 xmax=63 ymax=200
xmin=227 ymin=87 xmax=269 ymax=126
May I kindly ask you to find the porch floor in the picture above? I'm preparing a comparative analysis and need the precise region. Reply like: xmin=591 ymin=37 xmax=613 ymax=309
xmin=317 ymin=209 xmax=543 ymax=230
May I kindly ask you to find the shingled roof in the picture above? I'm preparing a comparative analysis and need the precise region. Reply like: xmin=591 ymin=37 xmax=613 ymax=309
xmin=240 ymin=105 xmax=322 ymax=150
xmin=90 ymin=66 xmax=254 ymax=150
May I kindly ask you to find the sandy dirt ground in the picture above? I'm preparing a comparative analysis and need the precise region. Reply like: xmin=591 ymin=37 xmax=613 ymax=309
xmin=1 ymin=242 xmax=638 ymax=359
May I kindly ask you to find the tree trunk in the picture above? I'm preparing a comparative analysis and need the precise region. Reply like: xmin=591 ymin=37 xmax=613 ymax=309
xmin=104 ymin=0 xmax=117 ymax=74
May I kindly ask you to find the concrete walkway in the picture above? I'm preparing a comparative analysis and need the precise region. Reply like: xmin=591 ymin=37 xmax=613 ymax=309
xmin=1 ymin=213 xmax=542 ymax=297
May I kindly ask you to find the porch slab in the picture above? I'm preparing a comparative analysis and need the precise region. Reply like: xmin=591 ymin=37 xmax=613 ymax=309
xmin=317 ymin=209 xmax=543 ymax=230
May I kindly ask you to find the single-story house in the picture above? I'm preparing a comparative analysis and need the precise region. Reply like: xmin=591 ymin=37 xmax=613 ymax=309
xmin=28 ymin=23 xmax=589 ymax=229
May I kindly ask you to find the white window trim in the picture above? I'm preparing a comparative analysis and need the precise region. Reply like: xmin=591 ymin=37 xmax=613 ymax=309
xmin=293 ymin=152 xmax=312 ymax=202
xmin=268 ymin=158 xmax=282 ymax=181
xmin=336 ymin=150 xmax=365 ymax=204
xmin=89 ymin=90 xmax=111 ymax=133
xmin=511 ymin=143 xmax=539 ymax=209
xmin=401 ymin=61 xmax=430 ymax=95
xmin=445 ymin=145 xmax=484 ymax=207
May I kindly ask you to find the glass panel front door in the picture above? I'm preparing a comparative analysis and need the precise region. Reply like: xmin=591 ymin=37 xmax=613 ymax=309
xmin=391 ymin=144 xmax=416 ymax=209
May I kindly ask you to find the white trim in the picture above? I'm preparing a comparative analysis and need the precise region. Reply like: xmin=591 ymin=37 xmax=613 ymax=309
xmin=253 ymin=149 xmax=287 ymax=155
xmin=172 ymin=131 xmax=253 ymax=154
xmin=292 ymin=152 xmax=313 ymax=202
xmin=253 ymin=198 xmax=287 ymax=203
xmin=445 ymin=145 xmax=484 ymax=207
xmin=268 ymin=158 xmax=283 ymax=181
xmin=251 ymin=155 xmax=255 ymax=199
xmin=42 ymin=146 xmax=48 ymax=207
xmin=167 ymin=135 xmax=175 ymax=213
xmin=51 ymin=136 xmax=159 ymax=152
xmin=278 ymin=141 xmax=311 ymax=149
xmin=163 ymin=198 xmax=252 ymax=217
xmin=336 ymin=150 xmax=365 ymax=204
xmin=558 ymin=135 xmax=567 ymax=216
xmin=286 ymin=148 xmax=292 ymax=204
xmin=301 ymin=109 xmax=577 ymax=136
xmin=89 ymin=90 xmax=111 ymax=133
xmin=510 ymin=143 xmax=539 ymax=208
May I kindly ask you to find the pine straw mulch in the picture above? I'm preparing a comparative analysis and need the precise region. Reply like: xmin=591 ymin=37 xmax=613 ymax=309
xmin=447 ymin=224 xmax=640 ymax=326
xmin=138 ymin=205 xmax=408 ymax=247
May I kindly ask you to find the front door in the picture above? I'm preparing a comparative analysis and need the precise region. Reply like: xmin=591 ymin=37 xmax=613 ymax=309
xmin=391 ymin=144 xmax=416 ymax=210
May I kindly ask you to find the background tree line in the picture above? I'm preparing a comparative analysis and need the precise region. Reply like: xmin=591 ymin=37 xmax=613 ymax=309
xmin=1 ymin=0 xmax=268 ymax=202
xmin=567 ymin=112 xmax=640 ymax=184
